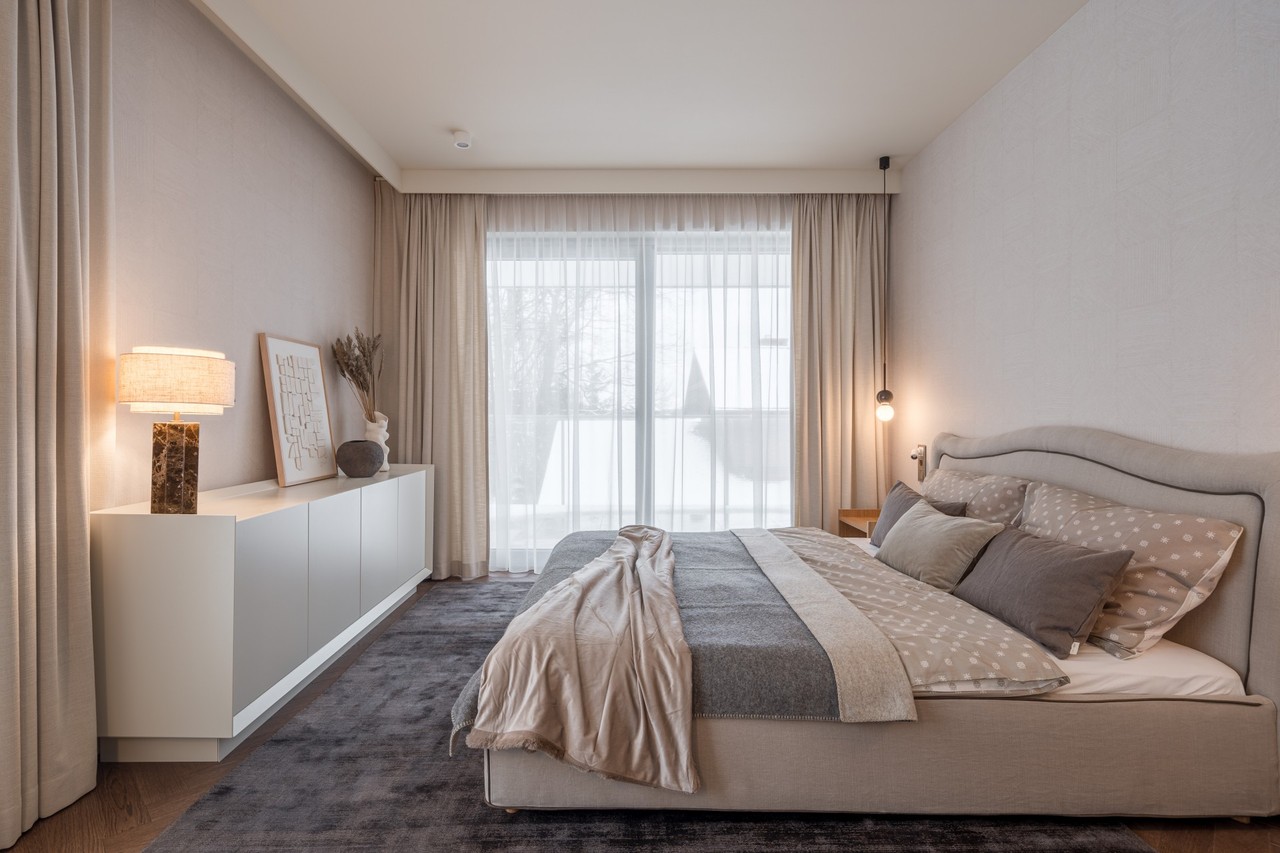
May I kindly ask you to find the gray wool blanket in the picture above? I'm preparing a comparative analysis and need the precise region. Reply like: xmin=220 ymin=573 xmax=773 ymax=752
xmin=452 ymin=528 xmax=1067 ymax=750
xmin=451 ymin=531 xmax=850 ymax=750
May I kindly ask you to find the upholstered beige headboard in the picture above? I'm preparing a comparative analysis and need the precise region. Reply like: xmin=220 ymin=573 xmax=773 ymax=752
xmin=931 ymin=426 xmax=1280 ymax=712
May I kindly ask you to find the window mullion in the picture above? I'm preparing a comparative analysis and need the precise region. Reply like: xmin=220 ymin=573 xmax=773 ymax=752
xmin=635 ymin=234 xmax=656 ymax=526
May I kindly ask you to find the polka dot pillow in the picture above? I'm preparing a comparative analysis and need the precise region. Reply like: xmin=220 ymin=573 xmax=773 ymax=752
xmin=1020 ymin=482 xmax=1243 ymax=659
xmin=921 ymin=469 xmax=1029 ymax=526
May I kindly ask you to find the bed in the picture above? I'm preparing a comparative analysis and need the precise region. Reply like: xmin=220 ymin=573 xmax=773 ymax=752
xmin=462 ymin=426 xmax=1280 ymax=817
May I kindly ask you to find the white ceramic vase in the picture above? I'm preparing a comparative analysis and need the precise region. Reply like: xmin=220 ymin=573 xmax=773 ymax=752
xmin=364 ymin=411 xmax=390 ymax=472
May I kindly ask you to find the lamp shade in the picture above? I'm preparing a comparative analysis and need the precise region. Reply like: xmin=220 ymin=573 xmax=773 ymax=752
xmin=117 ymin=346 xmax=236 ymax=415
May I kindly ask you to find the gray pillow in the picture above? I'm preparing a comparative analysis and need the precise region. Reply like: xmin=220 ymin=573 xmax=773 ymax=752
xmin=953 ymin=528 xmax=1133 ymax=659
xmin=869 ymin=481 xmax=967 ymax=548
xmin=875 ymin=500 xmax=1004 ymax=591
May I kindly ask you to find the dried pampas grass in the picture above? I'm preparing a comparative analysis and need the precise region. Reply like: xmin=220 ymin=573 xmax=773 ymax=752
xmin=332 ymin=328 xmax=383 ymax=422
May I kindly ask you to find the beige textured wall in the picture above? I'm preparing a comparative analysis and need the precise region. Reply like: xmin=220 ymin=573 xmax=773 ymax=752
xmin=890 ymin=0 xmax=1280 ymax=486
xmin=108 ymin=0 xmax=374 ymax=506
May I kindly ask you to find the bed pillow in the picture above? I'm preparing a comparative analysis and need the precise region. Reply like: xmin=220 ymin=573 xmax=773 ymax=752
xmin=1020 ymin=482 xmax=1243 ymax=659
xmin=875 ymin=500 xmax=1004 ymax=591
xmin=921 ymin=469 xmax=1030 ymax=526
xmin=953 ymin=528 xmax=1134 ymax=659
xmin=869 ymin=481 xmax=967 ymax=548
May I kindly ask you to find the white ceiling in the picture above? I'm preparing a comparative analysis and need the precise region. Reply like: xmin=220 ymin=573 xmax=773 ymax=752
xmin=197 ymin=0 xmax=1085 ymax=187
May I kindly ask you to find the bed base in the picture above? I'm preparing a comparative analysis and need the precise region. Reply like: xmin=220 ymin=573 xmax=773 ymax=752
xmin=486 ymin=695 xmax=1278 ymax=816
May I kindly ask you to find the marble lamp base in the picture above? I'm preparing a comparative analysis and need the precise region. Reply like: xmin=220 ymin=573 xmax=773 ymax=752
xmin=151 ymin=421 xmax=200 ymax=514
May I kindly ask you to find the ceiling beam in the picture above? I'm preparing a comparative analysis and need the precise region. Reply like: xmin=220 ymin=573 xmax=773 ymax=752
xmin=190 ymin=0 xmax=403 ymax=189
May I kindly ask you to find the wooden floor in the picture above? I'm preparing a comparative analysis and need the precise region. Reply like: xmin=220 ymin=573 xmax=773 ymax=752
xmin=7 ymin=574 xmax=1280 ymax=853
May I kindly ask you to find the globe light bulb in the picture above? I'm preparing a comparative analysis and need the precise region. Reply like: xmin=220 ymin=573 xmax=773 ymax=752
xmin=874 ymin=388 xmax=895 ymax=422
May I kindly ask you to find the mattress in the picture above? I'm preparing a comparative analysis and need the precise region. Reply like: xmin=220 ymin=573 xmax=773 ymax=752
xmin=849 ymin=537 xmax=1245 ymax=698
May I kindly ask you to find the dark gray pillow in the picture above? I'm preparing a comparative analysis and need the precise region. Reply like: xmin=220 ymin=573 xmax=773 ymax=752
xmin=870 ymin=481 xmax=967 ymax=547
xmin=953 ymin=528 xmax=1133 ymax=659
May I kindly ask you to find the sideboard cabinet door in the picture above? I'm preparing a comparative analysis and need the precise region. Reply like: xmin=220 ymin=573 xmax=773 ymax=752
xmin=397 ymin=470 xmax=428 ymax=586
xmin=360 ymin=478 xmax=400 ymax=615
xmin=308 ymin=490 xmax=362 ymax=656
xmin=233 ymin=505 xmax=309 ymax=715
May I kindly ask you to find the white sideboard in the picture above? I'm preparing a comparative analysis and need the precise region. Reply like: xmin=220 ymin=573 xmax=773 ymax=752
xmin=90 ymin=464 xmax=434 ymax=762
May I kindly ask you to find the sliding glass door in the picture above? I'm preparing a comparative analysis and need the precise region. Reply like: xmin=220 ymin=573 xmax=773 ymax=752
xmin=487 ymin=196 xmax=791 ymax=572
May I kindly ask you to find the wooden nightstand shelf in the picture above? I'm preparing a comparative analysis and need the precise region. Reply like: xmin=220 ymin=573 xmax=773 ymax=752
xmin=838 ymin=508 xmax=880 ymax=538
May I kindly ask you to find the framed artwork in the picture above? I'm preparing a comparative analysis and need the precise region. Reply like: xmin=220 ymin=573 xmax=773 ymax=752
xmin=259 ymin=333 xmax=337 ymax=486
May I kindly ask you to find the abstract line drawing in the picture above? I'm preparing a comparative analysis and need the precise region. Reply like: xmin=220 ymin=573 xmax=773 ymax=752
xmin=275 ymin=352 xmax=331 ymax=470
xmin=259 ymin=334 xmax=337 ymax=486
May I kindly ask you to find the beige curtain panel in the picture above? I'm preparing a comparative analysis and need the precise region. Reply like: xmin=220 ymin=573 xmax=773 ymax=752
xmin=374 ymin=185 xmax=490 ymax=580
xmin=1 ymin=0 xmax=111 ymax=846
xmin=792 ymin=193 xmax=890 ymax=532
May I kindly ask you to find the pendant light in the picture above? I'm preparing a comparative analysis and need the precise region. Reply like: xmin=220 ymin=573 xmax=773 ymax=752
xmin=875 ymin=155 xmax=895 ymax=423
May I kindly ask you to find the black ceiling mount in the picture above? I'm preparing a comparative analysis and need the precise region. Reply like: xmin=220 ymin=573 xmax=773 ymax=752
xmin=879 ymin=155 xmax=890 ymax=171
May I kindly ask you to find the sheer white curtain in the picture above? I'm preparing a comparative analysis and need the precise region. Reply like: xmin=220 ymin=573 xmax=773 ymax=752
xmin=487 ymin=195 xmax=792 ymax=572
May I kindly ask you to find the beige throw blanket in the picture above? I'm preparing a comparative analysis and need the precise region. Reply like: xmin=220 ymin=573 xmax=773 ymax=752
xmin=733 ymin=529 xmax=917 ymax=721
xmin=466 ymin=525 xmax=699 ymax=793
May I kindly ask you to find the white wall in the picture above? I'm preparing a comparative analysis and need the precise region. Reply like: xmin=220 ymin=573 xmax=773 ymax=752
xmin=107 ymin=0 xmax=374 ymax=507
xmin=890 ymin=0 xmax=1280 ymax=486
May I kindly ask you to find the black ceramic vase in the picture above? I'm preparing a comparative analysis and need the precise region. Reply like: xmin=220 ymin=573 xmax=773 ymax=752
xmin=336 ymin=440 xmax=385 ymax=478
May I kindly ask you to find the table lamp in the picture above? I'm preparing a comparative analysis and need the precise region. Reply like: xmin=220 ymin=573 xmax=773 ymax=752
xmin=117 ymin=346 xmax=236 ymax=513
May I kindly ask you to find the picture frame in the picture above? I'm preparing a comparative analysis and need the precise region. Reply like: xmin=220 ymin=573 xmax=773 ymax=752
xmin=259 ymin=333 xmax=337 ymax=486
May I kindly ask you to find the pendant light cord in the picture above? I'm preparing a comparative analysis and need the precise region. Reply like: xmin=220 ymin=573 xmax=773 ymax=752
xmin=881 ymin=160 xmax=890 ymax=393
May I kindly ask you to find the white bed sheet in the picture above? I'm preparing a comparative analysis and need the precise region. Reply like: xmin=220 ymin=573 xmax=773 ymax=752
xmin=845 ymin=537 xmax=1244 ymax=698
xmin=1054 ymin=640 xmax=1244 ymax=697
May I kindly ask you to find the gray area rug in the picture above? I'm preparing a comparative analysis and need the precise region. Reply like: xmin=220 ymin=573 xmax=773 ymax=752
xmin=148 ymin=581 xmax=1154 ymax=852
